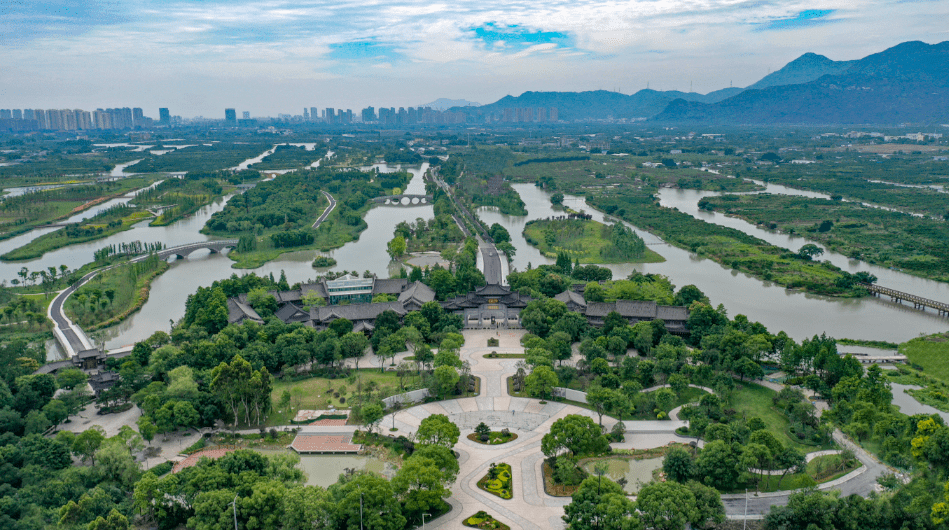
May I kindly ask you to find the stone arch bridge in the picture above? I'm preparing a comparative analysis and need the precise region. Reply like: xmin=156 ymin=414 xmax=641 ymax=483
xmin=370 ymin=194 xmax=433 ymax=206
xmin=154 ymin=239 xmax=239 ymax=260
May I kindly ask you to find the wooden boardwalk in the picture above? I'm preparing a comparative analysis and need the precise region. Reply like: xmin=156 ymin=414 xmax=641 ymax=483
xmin=862 ymin=283 xmax=949 ymax=316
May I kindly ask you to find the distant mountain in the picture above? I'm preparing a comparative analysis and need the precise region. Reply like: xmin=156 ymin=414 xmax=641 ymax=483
xmin=655 ymin=40 xmax=949 ymax=124
xmin=419 ymin=98 xmax=480 ymax=110
xmin=460 ymin=88 xmax=744 ymax=121
xmin=747 ymin=52 xmax=855 ymax=90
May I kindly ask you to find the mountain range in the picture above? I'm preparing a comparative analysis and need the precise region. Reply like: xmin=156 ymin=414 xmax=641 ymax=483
xmin=454 ymin=40 xmax=949 ymax=125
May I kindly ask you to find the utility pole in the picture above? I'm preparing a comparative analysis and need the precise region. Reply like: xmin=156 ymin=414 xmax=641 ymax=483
xmin=360 ymin=491 xmax=364 ymax=530
xmin=743 ymin=488 xmax=748 ymax=530
xmin=423 ymin=512 xmax=431 ymax=530
xmin=232 ymin=494 xmax=238 ymax=530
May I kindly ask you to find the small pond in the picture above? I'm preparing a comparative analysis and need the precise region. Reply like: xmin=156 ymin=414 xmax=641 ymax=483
xmin=254 ymin=449 xmax=396 ymax=488
xmin=581 ymin=457 xmax=664 ymax=494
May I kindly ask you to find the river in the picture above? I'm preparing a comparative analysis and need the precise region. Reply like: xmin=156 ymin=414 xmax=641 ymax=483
xmin=97 ymin=162 xmax=432 ymax=351
xmin=477 ymin=183 xmax=949 ymax=343
xmin=39 ymin=161 xmax=949 ymax=357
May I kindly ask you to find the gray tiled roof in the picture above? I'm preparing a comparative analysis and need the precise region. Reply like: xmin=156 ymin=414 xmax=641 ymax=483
xmin=275 ymin=303 xmax=309 ymax=322
xmin=555 ymin=290 xmax=587 ymax=307
xmin=373 ymin=278 xmax=408 ymax=294
xmin=227 ymin=298 xmax=263 ymax=324
xmin=399 ymin=281 xmax=435 ymax=304
xmin=616 ymin=300 xmax=658 ymax=319
xmin=301 ymin=282 xmax=328 ymax=298
xmin=584 ymin=302 xmax=617 ymax=317
xmin=311 ymin=301 xmax=407 ymax=323
xmin=657 ymin=306 xmax=689 ymax=321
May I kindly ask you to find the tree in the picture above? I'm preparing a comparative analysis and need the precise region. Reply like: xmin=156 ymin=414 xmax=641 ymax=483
xmin=362 ymin=403 xmax=384 ymax=434
xmin=329 ymin=472 xmax=406 ymax=530
xmin=137 ymin=415 xmax=158 ymax=445
xmin=475 ymin=422 xmax=491 ymax=440
xmin=542 ymin=414 xmax=608 ymax=458
xmin=562 ymin=476 xmax=640 ymax=530
xmin=392 ymin=448 xmax=457 ymax=522
xmin=586 ymin=385 xmax=621 ymax=427
xmin=87 ymin=508 xmax=130 ymax=530
xmin=73 ymin=425 xmax=107 ymax=465
xmin=637 ymin=480 xmax=697 ymax=530
xmin=797 ymin=244 xmax=824 ymax=261
xmin=663 ymin=445 xmax=695 ymax=483
xmin=525 ymin=365 xmax=559 ymax=401
xmin=694 ymin=440 xmax=740 ymax=491
xmin=416 ymin=414 xmax=460 ymax=448
xmin=95 ymin=440 xmax=141 ymax=489
xmin=57 ymin=367 xmax=89 ymax=390
xmin=387 ymin=235 xmax=407 ymax=260
xmin=433 ymin=365 xmax=459 ymax=399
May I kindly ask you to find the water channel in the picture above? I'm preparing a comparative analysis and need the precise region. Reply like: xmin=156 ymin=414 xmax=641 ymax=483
xmin=26 ymin=156 xmax=949 ymax=358
xmin=477 ymin=183 xmax=949 ymax=343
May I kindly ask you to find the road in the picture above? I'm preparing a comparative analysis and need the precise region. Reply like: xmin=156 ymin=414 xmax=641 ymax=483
xmin=312 ymin=191 xmax=336 ymax=228
xmin=479 ymin=239 xmax=503 ymax=285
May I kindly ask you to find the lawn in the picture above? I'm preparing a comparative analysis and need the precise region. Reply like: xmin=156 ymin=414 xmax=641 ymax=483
xmin=267 ymin=370 xmax=413 ymax=426
xmin=523 ymin=218 xmax=664 ymax=264
xmin=752 ymin=453 xmax=860 ymax=493
xmin=467 ymin=431 xmax=518 ymax=445
xmin=729 ymin=381 xmax=828 ymax=452
xmin=463 ymin=511 xmax=510 ymax=530
xmin=65 ymin=256 xmax=170 ymax=330
xmin=901 ymin=332 xmax=949 ymax=383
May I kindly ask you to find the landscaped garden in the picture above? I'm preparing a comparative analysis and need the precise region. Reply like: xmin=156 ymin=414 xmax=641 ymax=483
xmin=468 ymin=422 xmax=518 ymax=445
xmin=477 ymin=462 xmax=513 ymax=499
xmin=463 ymin=511 xmax=510 ymax=530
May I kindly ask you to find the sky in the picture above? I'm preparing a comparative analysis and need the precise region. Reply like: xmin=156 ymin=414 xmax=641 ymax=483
xmin=1 ymin=0 xmax=947 ymax=118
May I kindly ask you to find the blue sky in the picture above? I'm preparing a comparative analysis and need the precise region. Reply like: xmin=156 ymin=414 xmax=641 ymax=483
xmin=0 ymin=0 xmax=946 ymax=116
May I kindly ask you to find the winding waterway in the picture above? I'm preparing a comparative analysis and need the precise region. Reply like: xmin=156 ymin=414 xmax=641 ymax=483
xmin=478 ymin=183 xmax=949 ymax=343
xmin=34 ymin=159 xmax=949 ymax=358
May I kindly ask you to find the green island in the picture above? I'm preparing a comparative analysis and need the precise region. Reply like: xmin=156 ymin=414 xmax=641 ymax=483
xmin=586 ymin=191 xmax=868 ymax=297
xmin=523 ymin=217 xmax=664 ymax=264
xmin=123 ymin=142 xmax=274 ymax=173
xmin=0 ymin=176 xmax=158 ymax=240
xmin=1 ymin=203 xmax=154 ymax=261
xmin=249 ymin=144 xmax=327 ymax=170
xmin=700 ymin=193 xmax=949 ymax=282
xmin=64 ymin=253 xmax=168 ymax=331
xmin=204 ymin=166 xmax=410 ymax=268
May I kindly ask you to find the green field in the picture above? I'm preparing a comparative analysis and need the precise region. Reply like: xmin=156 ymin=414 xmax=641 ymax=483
xmin=523 ymin=218 xmax=664 ymax=264
xmin=64 ymin=255 xmax=169 ymax=330
xmin=901 ymin=333 xmax=949 ymax=382
xmin=1 ymin=209 xmax=154 ymax=261
xmin=730 ymin=381 xmax=828 ymax=452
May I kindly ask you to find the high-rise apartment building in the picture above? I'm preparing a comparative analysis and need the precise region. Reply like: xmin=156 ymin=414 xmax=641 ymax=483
xmin=0 ymin=110 xmax=10 ymax=119
xmin=361 ymin=106 xmax=376 ymax=122
xmin=11 ymin=110 xmax=22 ymax=120
xmin=158 ymin=108 xmax=170 ymax=125
xmin=324 ymin=108 xmax=335 ymax=124
xmin=132 ymin=108 xmax=144 ymax=128
xmin=224 ymin=108 xmax=237 ymax=124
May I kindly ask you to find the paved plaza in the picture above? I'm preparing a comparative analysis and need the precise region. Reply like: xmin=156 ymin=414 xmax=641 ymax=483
xmin=382 ymin=329 xmax=691 ymax=530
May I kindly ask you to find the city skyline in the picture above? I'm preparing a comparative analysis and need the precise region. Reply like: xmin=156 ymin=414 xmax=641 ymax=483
xmin=2 ymin=1 xmax=948 ymax=117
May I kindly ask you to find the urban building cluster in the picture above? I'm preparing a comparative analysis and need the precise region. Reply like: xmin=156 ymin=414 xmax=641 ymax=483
xmin=0 ymin=107 xmax=157 ymax=132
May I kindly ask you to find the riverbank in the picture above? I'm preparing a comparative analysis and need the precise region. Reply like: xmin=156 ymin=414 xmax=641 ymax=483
xmin=1 ymin=210 xmax=155 ymax=261
xmin=586 ymin=192 xmax=866 ymax=298
xmin=64 ymin=255 xmax=170 ymax=331
xmin=700 ymin=193 xmax=949 ymax=283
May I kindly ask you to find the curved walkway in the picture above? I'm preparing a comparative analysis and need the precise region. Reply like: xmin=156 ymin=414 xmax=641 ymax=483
xmin=379 ymin=329 xmax=889 ymax=528
xmin=382 ymin=329 xmax=691 ymax=530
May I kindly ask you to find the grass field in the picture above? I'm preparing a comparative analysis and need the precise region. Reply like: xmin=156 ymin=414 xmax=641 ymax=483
xmin=750 ymin=453 xmax=859 ymax=493
xmin=523 ymin=218 xmax=665 ymax=264
xmin=267 ymin=370 xmax=418 ymax=427
xmin=65 ymin=256 xmax=169 ymax=330
xmin=729 ymin=381 xmax=828 ymax=452
xmin=901 ymin=332 xmax=949 ymax=383
xmin=2 ymin=210 xmax=154 ymax=260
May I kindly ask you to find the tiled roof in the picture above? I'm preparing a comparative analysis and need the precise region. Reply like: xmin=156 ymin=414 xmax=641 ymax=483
xmin=555 ymin=290 xmax=587 ymax=307
xmin=657 ymin=306 xmax=689 ymax=321
xmin=616 ymin=300 xmax=658 ymax=319
xmin=300 ymin=282 xmax=328 ymax=298
xmin=227 ymin=298 xmax=263 ymax=324
xmin=398 ymin=281 xmax=435 ymax=304
xmin=311 ymin=301 xmax=406 ymax=323
xmin=584 ymin=302 xmax=617 ymax=317
xmin=275 ymin=303 xmax=308 ymax=322
xmin=373 ymin=278 xmax=408 ymax=294
xmin=290 ymin=434 xmax=362 ymax=453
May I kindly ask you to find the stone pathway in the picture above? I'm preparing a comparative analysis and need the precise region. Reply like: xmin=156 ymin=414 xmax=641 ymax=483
xmin=382 ymin=329 xmax=686 ymax=530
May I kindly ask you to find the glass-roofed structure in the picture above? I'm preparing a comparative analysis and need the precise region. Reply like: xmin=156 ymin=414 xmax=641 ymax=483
xmin=324 ymin=275 xmax=375 ymax=304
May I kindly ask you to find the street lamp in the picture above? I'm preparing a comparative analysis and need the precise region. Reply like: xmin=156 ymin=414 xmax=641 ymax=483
xmin=422 ymin=512 xmax=431 ymax=530
xmin=231 ymin=495 xmax=238 ymax=530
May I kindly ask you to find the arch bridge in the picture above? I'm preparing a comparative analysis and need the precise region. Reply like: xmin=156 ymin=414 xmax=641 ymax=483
xmin=154 ymin=239 xmax=239 ymax=260
xmin=370 ymin=194 xmax=433 ymax=206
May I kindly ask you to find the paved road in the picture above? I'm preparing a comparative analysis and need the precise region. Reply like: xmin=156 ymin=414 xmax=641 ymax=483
xmin=312 ymin=191 xmax=336 ymax=228
xmin=479 ymin=239 xmax=503 ymax=285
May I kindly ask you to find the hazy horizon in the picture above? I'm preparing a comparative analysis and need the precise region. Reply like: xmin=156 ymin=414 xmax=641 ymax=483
xmin=3 ymin=1 xmax=948 ymax=118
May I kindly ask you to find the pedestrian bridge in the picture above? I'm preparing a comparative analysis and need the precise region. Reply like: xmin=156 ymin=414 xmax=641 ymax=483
xmin=156 ymin=240 xmax=239 ymax=260
xmin=370 ymin=194 xmax=433 ymax=206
